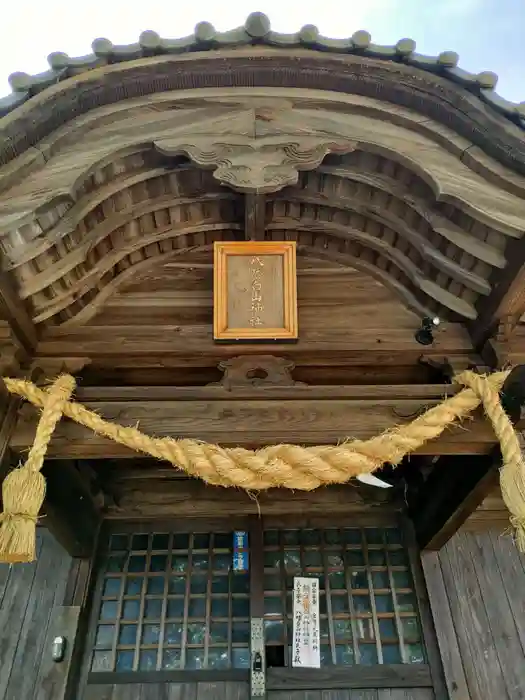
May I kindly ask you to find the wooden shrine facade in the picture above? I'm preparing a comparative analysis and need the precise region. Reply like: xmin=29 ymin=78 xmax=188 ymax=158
xmin=1 ymin=13 xmax=525 ymax=700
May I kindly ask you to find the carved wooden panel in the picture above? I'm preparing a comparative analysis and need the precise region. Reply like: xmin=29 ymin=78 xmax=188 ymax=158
xmin=213 ymin=242 xmax=298 ymax=341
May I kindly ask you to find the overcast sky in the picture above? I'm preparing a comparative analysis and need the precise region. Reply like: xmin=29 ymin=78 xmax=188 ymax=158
xmin=0 ymin=0 xmax=523 ymax=101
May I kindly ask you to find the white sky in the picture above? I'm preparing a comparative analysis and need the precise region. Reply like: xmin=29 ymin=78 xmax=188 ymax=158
xmin=0 ymin=0 xmax=523 ymax=101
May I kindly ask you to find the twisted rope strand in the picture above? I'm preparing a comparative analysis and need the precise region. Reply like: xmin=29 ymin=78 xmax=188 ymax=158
xmin=1 ymin=368 xmax=524 ymax=557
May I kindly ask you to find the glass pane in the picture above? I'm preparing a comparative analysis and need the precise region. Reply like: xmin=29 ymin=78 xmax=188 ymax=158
xmin=320 ymin=645 xmax=332 ymax=666
xmin=100 ymin=601 xmax=118 ymax=621
xmin=383 ymin=643 xmax=402 ymax=664
xmin=146 ymin=577 xmax=164 ymax=596
xmin=351 ymin=570 xmax=368 ymax=589
xmin=118 ymin=624 xmax=138 ymax=646
xmin=131 ymin=534 xmax=149 ymax=550
xmin=172 ymin=533 xmax=189 ymax=550
xmin=162 ymin=648 xmax=181 ymax=669
xmin=150 ymin=554 xmax=168 ymax=572
xmin=264 ymin=573 xmax=281 ymax=591
xmin=165 ymin=623 xmax=183 ymax=645
xmin=389 ymin=549 xmax=408 ymax=566
xmin=194 ymin=533 xmax=210 ymax=549
xmin=168 ymin=576 xmax=186 ymax=594
xmin=211 ymin=576 xmax=229 ymax=594
xmin=264 ymin=619 xmax=284 ymax=642
xmin=368 ymin=549 xmax=386 ymax=566
xmin=303 ymin=550 xmax=322 ymax=567
xmin=186 ymin=648 xmax=205 ymax=670
xmin=167 ymin=598 xmax=184 ymax=618
xmin=325 ymin=529 xmax=341 ymax=544
xmin=232 ymin=597 xmax=249 ymax=618
xmin=188 ymin=597 xmax=206 ymax=618
xmin=392 ymin=570 xmax=412 ymax=589
xmin=142 ymin=624 xmax=161 ymax=645
xmin=375 ymin=594 xmax=394 ymax=613
xmin=406 ymin=643 xmax=425 ymax=664
xmin=385 ymin=528 xmax=402 ymax=545
xmin=353 ymin=594 xmax=372 ymax=613
xmin=103 ymin=578 xmax=122 ymax=598
xmin=343 ymin=528 xmax=362 ymax=545
xmin=95 ymin=625 xmax=114 ymax=648
xmin=193 ymin=554 xmax=209 ymax=570
xmin=232 ymin=620 xmax=250 ymax=644
xmin=331 ymin=594 xmax=349 ymax=614
xmin=208 ymin=649 xmax=229 ymax=669
xmin=211 ymin=597 xmax=229 ymax=618
xmin=106 ymin=554 xmax=126 ymax=573
xmin=171 ymin=555 xmax=189 ymax=573
xmin=122 ymin=600 xmax=140 ymax=620
xmin=283 ymin=551 xmax=301 ymax=570
xmin=335 ymin=644 xmax=354 ymax=665
xmin=116 ymin=650 xmax=134 ymax=671
xmin=401 ymin=617 xmax=421 ymax=641
xmin=301 ymin=529 xmax=321 ymax=545
xmin=91 ymin=650 xmax=113 ymax=672
xmin=282 ymin=530 xmax=300 ymax=545
xmin=212 ymin=553 xmax=230 ymax=571
xmin=328 ymin=571 xmax=345 ymax=590
xmin=144 ymin=599 xmax=162 ymax=619
xmin=125 ymin=577 xmax=144 ymax=596
xmin=190 ymin=575 xmax=208 ymax=594
xmin=214 ymin=533 xmax=231 ymax=549
xmin=110 ymin=534 xmax=128 ymax=551
xmin=187 ymin=623 xmax=206 ymax=644
xmin=232 ymin=574 xmax=249 ymax=594
xmin=139 ymin=650 xmax=157 ymax=671
xmin=326 ymin=552 xmax=344 ymax=568
xmin=264 ymin=551 xmax=281 ymax=568
xmin=372 ymin=571 xmax=389 ymax=589
xmin=264 ymin=530 xmax=279 ymax=546
xmin=210 ymin=622 xmax=228 ymax=643
xmin=264 ymin=596 xmax=283 ymax=615
xmin=359 ymin=643 xmax=378 ymax=665
xmin=346 ymin=550 xmax=365 ymax=567
xmin=128 ymin=555 xmax=146 ymax=573
xmin=365 ymin=529 xmax=383 ymax=545
xmin=152 ymin=534 xmax=169 ymax=550
xmin=379 ymin=618 xmax=397 ymax=639
xmin=397 ymin=593 xmax=417 ymax=613
xmin=232 ymin=647 xmax=250 ymax=669
xmin=334 ymin=619 xmax=352 ymax=640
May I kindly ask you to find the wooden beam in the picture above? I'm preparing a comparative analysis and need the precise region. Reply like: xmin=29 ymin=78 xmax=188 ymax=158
xmin=470 ymin=238 xmax=525 ymax=348
xmin=410 ymin=454 xmax=499 ymax=550
xmin=244 ymin=193 xmax=266 ymax=240
xmin=41 ymin=460 xmax=100 ymax=558
xmin=0 ymin=271 xmax=37 ymax=356
xmin=36 ymin=324 xmax=474 ymax=368
xmin=9 ymin=383 xmax=518 ymax=459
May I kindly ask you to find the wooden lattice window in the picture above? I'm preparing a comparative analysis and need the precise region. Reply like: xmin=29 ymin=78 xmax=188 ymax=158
xmin=91 ymin=531 xmax=251 ymax=672
xmin=262 ymin=526 xmax=425 ymax=667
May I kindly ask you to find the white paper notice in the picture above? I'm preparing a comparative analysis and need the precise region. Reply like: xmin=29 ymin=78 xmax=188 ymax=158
xmin=292 ymin=576 xmax=321 ymax=669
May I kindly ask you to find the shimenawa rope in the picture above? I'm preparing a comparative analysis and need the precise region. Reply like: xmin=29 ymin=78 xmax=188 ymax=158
xmin=0 ymin=369 xmax=524 ymax=562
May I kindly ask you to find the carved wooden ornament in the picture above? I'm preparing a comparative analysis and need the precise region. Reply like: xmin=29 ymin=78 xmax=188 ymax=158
xmin=213 ymin=241 xmax=298 ymax=341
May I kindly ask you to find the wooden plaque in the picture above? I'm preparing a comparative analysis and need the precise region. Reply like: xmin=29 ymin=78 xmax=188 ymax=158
xmin=214 ymin=241 xmax=298 ymax=341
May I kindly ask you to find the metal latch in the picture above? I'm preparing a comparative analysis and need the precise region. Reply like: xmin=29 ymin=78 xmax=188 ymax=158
xmin=250 ymin=618 xmax=265 ymax=697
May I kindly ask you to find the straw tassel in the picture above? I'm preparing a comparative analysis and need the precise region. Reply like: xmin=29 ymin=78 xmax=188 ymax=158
xmin=0 ymin=374 xmax=75 ymax=563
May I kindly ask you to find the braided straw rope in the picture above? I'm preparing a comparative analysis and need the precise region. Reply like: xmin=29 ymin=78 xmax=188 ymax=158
xmin=0 ymin=368 xmax=524 ymax=561
xmin=0 ymin=375 xmax=75 ymax=562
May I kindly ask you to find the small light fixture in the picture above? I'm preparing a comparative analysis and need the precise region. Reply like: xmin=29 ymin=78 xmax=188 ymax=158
xmin=415 ymin=316 xmax=440 ymax=346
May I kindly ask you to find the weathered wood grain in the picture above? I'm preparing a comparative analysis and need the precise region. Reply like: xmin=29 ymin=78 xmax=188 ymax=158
xmin=424 ymin=530 xmax=525 ymax=700
xmin=0 ymin=530 xmax=72 ymax=700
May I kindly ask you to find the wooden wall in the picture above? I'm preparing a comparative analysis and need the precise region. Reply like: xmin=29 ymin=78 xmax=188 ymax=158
xmin=0 ymin=529 xmax=72 ymax=700
xmin=422 ymin=530 xmax=525 ymax=700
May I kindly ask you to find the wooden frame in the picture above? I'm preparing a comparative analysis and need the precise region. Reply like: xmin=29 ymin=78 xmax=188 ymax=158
xmin=213 ymin=241 xmax=298 ymax=341
xmin=79 ymin=514 xmax=444 ymax=694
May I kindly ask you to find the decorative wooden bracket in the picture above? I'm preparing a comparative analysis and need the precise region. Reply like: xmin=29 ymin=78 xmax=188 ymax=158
xmin=210 ymin=355 xmax=305 ymax=390
xmin=154 ymin=135 xmax=356 ymax=194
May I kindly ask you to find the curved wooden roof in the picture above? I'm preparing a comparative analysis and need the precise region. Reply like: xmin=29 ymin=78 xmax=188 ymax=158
xmin=0 ymin=15 xmax=524 ymax=350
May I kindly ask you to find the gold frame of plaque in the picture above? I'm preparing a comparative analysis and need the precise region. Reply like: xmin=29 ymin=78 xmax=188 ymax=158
xmin=213 ymin=241 xmax=298 ymax=341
